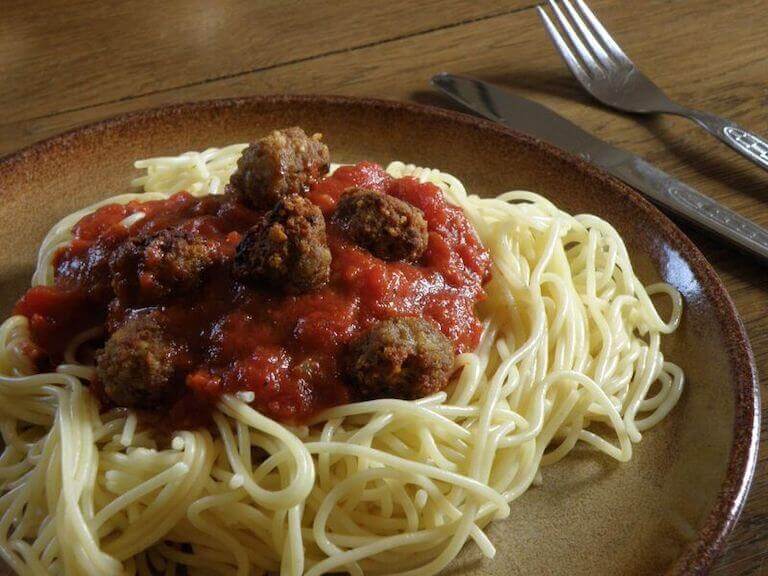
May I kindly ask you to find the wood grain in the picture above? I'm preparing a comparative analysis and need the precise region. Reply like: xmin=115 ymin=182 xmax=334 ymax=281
xmin=0 ymin=0 xmax=533 ymax=123
xmin=1 ymin=0 xmax=766 ymax=574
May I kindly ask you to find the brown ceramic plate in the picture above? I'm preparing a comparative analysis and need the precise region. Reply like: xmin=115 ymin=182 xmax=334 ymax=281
xmin=0 ymin=96 xmax=760 ymax=576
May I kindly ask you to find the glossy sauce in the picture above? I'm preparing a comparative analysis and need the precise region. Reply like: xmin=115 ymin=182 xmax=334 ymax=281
xmin=15 ymin=163 xmax=491 ymax=425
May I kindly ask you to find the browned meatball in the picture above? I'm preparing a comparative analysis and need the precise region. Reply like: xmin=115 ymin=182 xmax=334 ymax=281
xmin=233 ymin=194 xmax=331 ymax=294
xmin=333 ymin=188 xmax=428 ymax=262
xmin=344 ymin=317 xmax=454 ymax=400
xmin=110 ymin=229 xmax=220 ymax=304
xmin=229 ymin=127 xmax=330 ymax=209
xmin=96 ymin=315 xmax=182 ymax=409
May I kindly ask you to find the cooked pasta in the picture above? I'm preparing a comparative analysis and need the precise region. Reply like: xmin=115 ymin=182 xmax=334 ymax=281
xmin=0 ymin=144 xmax=683 ymax=576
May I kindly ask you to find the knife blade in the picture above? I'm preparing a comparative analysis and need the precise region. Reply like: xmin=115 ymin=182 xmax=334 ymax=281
xmin=432 ymin=72 xmax=768 ymax=261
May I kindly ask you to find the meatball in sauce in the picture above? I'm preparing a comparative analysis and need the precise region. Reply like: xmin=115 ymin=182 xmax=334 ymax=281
xmin=110 ymin=229 xmax=222 ymax=304
xmin=333 ymin=187 xmax=428 ymax=263
xmin=234 ymin=194 xmax=330 ymax=294
xmin=345 ymin=317 xmax=454 ymax=401
xmin=97 ymin=314 xmax=184 ymax=409
xmin=229 ymin=127 xmax=330 ymax=209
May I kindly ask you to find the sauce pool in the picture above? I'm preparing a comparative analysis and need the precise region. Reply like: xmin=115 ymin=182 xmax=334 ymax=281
xmin=15 ymin=163 xmax=491 ymax=425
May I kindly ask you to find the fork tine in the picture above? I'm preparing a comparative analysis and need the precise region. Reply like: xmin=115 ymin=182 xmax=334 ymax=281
xmin=547 ymin=0 xmax=604 ymax=76
xmin=561 ymin=0 xmax=612 ymax=68
xmin=573 ymin=0 xmax=632 ymax=66
xmin=536 ymin=6 xmax=592 ymax=86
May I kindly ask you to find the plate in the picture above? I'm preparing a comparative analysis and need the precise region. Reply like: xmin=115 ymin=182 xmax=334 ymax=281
xmin=0 ymin=95 xmax=759 ymax=576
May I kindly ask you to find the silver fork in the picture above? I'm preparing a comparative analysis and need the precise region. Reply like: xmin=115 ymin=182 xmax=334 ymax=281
xmin=538 ymin=0 xmax=768 ymax=173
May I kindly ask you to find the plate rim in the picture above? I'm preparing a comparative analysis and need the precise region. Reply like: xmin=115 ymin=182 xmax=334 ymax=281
xmin=0 ymin=94 xmax=760 ymax=575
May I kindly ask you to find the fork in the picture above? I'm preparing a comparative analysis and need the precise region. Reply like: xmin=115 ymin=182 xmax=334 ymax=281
xmin=538 ymin=0 xmax=768 ymax=173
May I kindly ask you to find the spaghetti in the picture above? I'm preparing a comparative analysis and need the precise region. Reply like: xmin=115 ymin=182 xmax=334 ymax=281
xmin=0 ymin=144 xmax=683 ymax=576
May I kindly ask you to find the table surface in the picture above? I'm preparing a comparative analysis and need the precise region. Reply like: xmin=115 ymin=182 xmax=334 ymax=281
xmin=1 ymin=0 xmax=766 ymax=573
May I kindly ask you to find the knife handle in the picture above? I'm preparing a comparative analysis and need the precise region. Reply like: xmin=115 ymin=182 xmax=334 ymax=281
xmin=612 ymin=158 xmax=768 ymax=261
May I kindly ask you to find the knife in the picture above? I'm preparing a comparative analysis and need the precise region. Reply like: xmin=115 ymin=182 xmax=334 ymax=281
xmin=432 ymin=73 xmax=768 ymax=262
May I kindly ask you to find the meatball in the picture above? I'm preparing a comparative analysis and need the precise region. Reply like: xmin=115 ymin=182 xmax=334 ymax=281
xmin=110 ymin=229 xmax=220 ymax=303
xmin=333 ymin=188 xmax=428 ymax=262
xmin=344 ymin=317 xmax=454 ymax=400
xmin=96 ymin=315 xmax=181 ymax=409
xmin=233 ymin=194 xmax=331 ymax=294
xmin=229 ymin=127 xmax=330 ymax=209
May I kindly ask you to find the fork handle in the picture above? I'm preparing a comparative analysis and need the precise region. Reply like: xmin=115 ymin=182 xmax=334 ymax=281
xmin=681 ymin=109 xmax=768 ymax=172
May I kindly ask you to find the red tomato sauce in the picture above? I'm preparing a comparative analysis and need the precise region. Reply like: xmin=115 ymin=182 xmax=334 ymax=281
xmin=15 ymin=163 xmax=491 ymax=425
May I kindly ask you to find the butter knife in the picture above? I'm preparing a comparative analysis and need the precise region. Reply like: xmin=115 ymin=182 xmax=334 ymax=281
xmin=432 ymin=73 xmax=768 ymax=261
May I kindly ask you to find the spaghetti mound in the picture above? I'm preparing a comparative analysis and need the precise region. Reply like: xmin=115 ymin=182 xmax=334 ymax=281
xmin=0 ymin=134 xmax=683 ymax=576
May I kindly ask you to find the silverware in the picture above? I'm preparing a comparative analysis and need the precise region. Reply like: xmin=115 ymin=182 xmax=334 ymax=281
xmin=431 ymin=73 xmax=768 ymax=262
xmin=538 ymin=0 xmax=768 ymax=173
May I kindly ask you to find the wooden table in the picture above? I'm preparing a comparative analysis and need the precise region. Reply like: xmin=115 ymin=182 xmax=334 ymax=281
xmin=1 ymin=0 xmax=766 ymax=573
